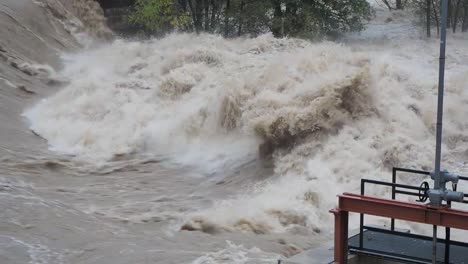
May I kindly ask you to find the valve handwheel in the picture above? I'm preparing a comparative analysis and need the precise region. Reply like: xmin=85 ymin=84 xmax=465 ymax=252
xmin=418 ymin=181 xmax=430 ymax=203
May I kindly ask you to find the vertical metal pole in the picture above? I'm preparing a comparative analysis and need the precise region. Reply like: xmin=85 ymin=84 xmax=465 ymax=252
xmin=433 ymin=225 xmax=438 ymax=264
xmin=445 ymin=226 xmax=451 ymax=264
xmin=391 ymin=168 xmax=396 ymax=231
xmin=434 ymin=0 xmax=449 ymax=193
xmin=433 ymin=2 xmax=448 ymax=262
xmin=445 ymin=184 xmax=456 ymax=263
xmin=359 ymin=180 xmax=364 ymax=248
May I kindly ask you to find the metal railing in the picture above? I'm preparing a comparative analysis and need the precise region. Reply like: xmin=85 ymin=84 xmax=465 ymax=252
xmin=358 ymin=167 xmax=468 ymax=264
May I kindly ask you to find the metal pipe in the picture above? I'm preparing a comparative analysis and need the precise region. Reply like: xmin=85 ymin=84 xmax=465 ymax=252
xmin=445 ymin=184 xmax=456 ymax=263
xmin=394 ymin=167 xmax=431 ymax=175
xmin=360 ymin=179 xmax=364 ymax=248
xmin=432 ymin=225 xmax=437 ymax=264
xmin=434 ymin=0 xmax=449 ymax=192
xmin=445 ymin=226 xmax=451 ymax=263
xmin=362 ymin=179 xmax=423 ymax=190
xmin=391 ymin=168 xmax=396 ymax=231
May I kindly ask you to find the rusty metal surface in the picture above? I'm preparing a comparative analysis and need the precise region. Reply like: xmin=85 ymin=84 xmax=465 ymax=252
xmin=338 ymin=193 xmax=468 ymax=230
xmin=331 ymin=209 xmax=349 ymax=264
xmin=331 ymin=193 xmax=468 ymax=263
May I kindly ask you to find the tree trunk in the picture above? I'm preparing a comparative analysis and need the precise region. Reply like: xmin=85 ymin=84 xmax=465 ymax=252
xmin=179 ymin=0 xmax=188 ymax=12
xmin=224 ymin=0 xmax=230 ymax=37
xmin=237 ymin=0 xmax=245 ymax=36
xmin=427 ymin=0 xmax=431 ymax=37
xmin=432 ymin=0 xmax=440 ymax=36
xmin=271 ymin=0 xmax=283 ymax=37
xmin=187 ymin=0 xmax=199 ymax=33
xmin=452 ymin=0 xmax=461 ymax=33
xmin=195 ymin=0 xmax=203 ymax=33
xmin=447 ymin=0 xmax=452 ymax=28
xmin=210 ymin=0 xmax=217 ymax=32
xmin=396 ymin=0 xmax=403 ymax=9
xmin=463 ymin=1 xmax=468 ymax=32
xmin=382 ymin=0 xmax=393 ymax=10
xmin=203 ymin=0 xmax=209 ymax=31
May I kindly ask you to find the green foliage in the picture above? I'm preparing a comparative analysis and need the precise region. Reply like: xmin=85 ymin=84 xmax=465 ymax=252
xmin=128 ymin=0 xmax=191 ymax=34
xmin=271 ymin=0 xmax=372 ymax=38
xmin=128 ymin=0 xmax=372 ymax=38
xmin=224 ymin=0 xmax=273 ymax=37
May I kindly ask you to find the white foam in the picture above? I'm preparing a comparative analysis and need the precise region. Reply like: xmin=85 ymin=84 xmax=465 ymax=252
xmin=23 ymin=35 xmax=295 ymax=169
xmin=191 ymin=241 xmax=280 ymax=264
xmin=24 ymin=29 xmax=468 ymax=235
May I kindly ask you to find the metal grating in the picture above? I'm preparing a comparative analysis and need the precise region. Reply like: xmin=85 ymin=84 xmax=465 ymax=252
xmin=348 ymin=227 xmax=468 ymax=264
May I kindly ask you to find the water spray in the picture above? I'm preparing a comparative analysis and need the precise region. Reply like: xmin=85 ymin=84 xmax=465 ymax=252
xmin=331 ymin=3 xmax=468 ymax=263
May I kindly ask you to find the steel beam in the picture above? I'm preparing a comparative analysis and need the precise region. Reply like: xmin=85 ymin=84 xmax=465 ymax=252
xmin=332 ymin=193 xmax=468 ymax=263
xmin=330 ymin=209 xmax=348 ymax=264
xmin=338 ymin=193 xmax=468 ymax=229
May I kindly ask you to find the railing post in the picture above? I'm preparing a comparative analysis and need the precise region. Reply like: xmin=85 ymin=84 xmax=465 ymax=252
xmin=391 ymin=168 xmax=396 ymax=231
xmin=360 ymin=179 xmax=364 ymax=248
xmin=331 ymin=209 xmax=348 ymax=264
xmin=445 ymin=184 xmax=456 ymax=263
xmin=445 ymin=226 xmax=451 ymax=263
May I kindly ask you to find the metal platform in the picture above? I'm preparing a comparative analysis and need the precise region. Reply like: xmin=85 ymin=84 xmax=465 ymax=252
xmin=348 ymin=227 xmax=468 ymax=264
xmin=330 ymin=168 xmax=468 ymax=263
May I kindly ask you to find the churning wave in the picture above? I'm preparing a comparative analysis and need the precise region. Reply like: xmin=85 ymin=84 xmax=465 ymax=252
xmin=24 ymin=30 xmax=468 ymax=235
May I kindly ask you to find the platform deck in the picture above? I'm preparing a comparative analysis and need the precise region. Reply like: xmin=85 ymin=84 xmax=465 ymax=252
xmin=348 ymin=227 xmax=468 ymax=264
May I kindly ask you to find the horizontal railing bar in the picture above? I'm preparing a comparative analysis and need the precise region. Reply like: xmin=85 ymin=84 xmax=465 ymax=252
xmin=362 ymin=179 xmax=422 ymax=191
xmin=395 ymin=190 xmax=420 ymax=197
xmin=393 ymin=167 xmax=468 ymax=182
xmin=394 ymin=167 xmax=431 ymax=175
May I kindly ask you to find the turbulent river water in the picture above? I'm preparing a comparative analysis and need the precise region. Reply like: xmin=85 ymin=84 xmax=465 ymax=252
xmin=1 ymin=1 xmax=468 ymax=263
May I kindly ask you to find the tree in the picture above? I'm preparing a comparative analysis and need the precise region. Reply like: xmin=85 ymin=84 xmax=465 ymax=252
xmin=396 ymin=0 xmax=403 ymax=9
xmin=408 ymin=0 xmax=438 ymax=36
xmin=128 ymin=0 xmax=191 ymax=35
xmin=262 ymin=0 xmax=372 ymax=38
xmin=452 ymin=0 xmax=462 ymax=33
xmin=463 ymin=1 xmax=468 ymax=32
xmin=128 ymin=0 xmax=371 ymax=38
xmin=381 ymin=0 xmax=405 ymax=10
xmin=426 ymin=0 xmax=431 ymax=37
xmin=224 ymin=0 xmax=230 ymax=36
xmin=409 ymin=0 xmax=468 ymax=36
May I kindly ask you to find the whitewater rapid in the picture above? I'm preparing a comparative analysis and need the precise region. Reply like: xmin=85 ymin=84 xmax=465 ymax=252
xmin=23 ymin=31 xmax=468 ymax=234
xmin=2 ymin=1 xmax=468 ymax=264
